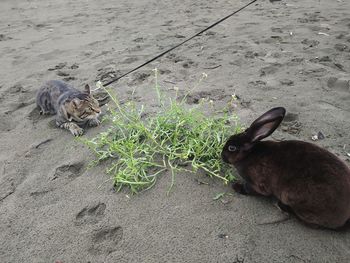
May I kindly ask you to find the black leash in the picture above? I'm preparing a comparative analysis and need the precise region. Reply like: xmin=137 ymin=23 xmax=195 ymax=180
xmin=103 ymin=0 xmax=259 ymax=87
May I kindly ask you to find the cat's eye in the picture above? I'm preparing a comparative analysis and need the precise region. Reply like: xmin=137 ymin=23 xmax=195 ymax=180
xmin=228 ymin=145 xmax=238 ymax=152
xmin=80 ymin=111 xmax=88 ymax=118
xmin=92 ymin=107 xmax=101 ymax=113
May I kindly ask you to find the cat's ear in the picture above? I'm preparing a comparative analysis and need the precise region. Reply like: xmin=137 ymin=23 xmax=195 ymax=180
xmin=84 ymin=84 xmax=91 ymax=94
xmin=71 ymin=98 xmax=82 ymax=109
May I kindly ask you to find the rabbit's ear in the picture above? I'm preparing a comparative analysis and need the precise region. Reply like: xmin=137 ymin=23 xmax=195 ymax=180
xmin=248 ymin=107 xmax=286 ymax=143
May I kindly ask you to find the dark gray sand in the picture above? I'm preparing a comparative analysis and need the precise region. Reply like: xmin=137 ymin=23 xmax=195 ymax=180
xmin=1 ymin=0 xmax=350 ymax=262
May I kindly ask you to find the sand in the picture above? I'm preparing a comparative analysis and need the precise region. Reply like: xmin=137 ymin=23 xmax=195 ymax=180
xmin=0 ymin=0 xmax=350 ymax=262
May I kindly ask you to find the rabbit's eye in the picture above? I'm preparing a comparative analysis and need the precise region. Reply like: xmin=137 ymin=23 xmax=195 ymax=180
xmin=228 ymin=145 xmax=238 ymax=152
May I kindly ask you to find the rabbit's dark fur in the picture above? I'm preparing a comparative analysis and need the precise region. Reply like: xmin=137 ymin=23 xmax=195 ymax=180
xmin=222 ymin=107 xmax=350 ymax=229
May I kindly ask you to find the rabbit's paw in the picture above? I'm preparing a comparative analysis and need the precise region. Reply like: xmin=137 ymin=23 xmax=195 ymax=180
xmin=232 ymin=182 xmax=247 ymax=195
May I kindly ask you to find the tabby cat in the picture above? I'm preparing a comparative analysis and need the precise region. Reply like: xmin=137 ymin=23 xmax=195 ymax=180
xmin=36 ymin=80 xmax=101 ymax=136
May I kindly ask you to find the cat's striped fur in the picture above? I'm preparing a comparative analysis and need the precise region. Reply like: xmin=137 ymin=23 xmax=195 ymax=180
xmin=36 ymin=80 xmax=101 ymax=136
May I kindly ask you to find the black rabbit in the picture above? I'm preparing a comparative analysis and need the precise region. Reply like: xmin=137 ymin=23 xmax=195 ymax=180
xmin=221 ymin=107 xmax=350 ymax=229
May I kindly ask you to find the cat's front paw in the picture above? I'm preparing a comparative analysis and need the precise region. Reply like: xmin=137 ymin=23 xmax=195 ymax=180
xmin=88 ymin=118 xmax=100 ymax=127
xmin=59 ymin=122 xmax=84 ymax=136
xmin=70 ymin=126 xmax=84 ymax=136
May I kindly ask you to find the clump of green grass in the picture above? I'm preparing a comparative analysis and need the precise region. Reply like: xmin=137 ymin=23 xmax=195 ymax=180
xmin=83 ymin=69 xmax=241 ymax=194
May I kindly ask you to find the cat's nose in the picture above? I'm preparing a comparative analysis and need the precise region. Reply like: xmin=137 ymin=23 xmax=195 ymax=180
xmin=95 ymin=109 xmax=101 ymax=114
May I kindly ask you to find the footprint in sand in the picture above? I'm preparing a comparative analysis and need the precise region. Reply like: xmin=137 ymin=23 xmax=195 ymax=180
xmin=121 ymin=57 xmax=139 ymax=64
xmin=51 ymin=162 xmax=84 ymax=182
xmin=96 ymin=65 xmax=122 ymax=83
xmin=27 ymin=107 xmax=47 ymax=125
xmin=56 ymin=70 xmax=70 ymax=77
xmin=62 ymin=76 xmax=76 ymax=82
xmin=6 ymin=100 xmax=35 ymax=114
xmin=283 ymin=112 xmax=299 ymax=122
xmin=286 ymin=57 xmax=305 ymax=67
xmin=280 ymin=79 xmax=294 ymax=86
xmin=0 ymin=113 xmax=17 ymax=132
xmin=0 ymin=84 xmax=27 ymax=102
xmin=0 ymin=86 xmax=36 ymax=131
xmin=300 ymin=67 xmax=327 ymax=78
xmin=28 ymin=188 xmax=60 ymax=207
xmin=334 ymin=43 xmax=349 ymax=52
xmin=89 ymin=226 xmax=123 ymax=255
xmin=301 ymin=39 xmax=319 ymax=48
xmin=55 ymin=69 xmax=76 ymax=82
xmin=244 ymin=51 xmax=260 ymax=59
xmin=0 ymin=162 xmax=28 ymax=202
xmin=0 ymin=34 xmax=13 ymax=41
xmin=8 ymin=84 xmax=25 ymax=94
xmin=48 ymin=62 xmax=67 ymax=71
xmin=173 ymin=34 xmax=186 ymax=39
xmin=27 ymin=155 xmax=84 ymax=206
xmin=327 ymin=77 xmax=350 ymax=93
xmin=1 ymin=84 xmax=35 ymax=115
xmin=165 ymin=53 xmax=183 ymax=63
xmin=158 ymin=69 xmax=171 ymax=75
xmin=297 ymin=12 xmax=326 ymax=24
xmin=310 ymin=56 xmax=345 ymax=72
xmin=259 ymin=63 xmax=282 ymax=76
xmin=271 ymin=27 xmax=284 ymax=33
xmin=166 ymin=54 xmax=198 ymax=69
xmin=310 ymin=56 xmax=332 ymax=63
xmin=161 ymin=20 xmax=174 ymax=27
xmin=75 ymin=202 xmax=106 ymax=226
xmin=262 ymin=35 xmax=284 ymax=44
xmin=29 ymin=189 xmax=51 ymax=199
xmin=180 ymin=88 xmax=227 ymax=105
xmin=165 ymin=53 xmax=197 ymax=68
xmin=281 ymin=115 xmax=302 ymax=135
xmin=128 ymin=71 xmax=151 ymax=86
xmin=0 ymin=176 xmax=15 ymax=202
xmin=132 ymin=37 xmax=145 ymax=43
xmin=47 ymin=62 xmax=77 ymax=81
xmin=182 ymin=60 xmax=195 ymax=69
xmin=248 ymin=80 xmax=267 ymax=89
